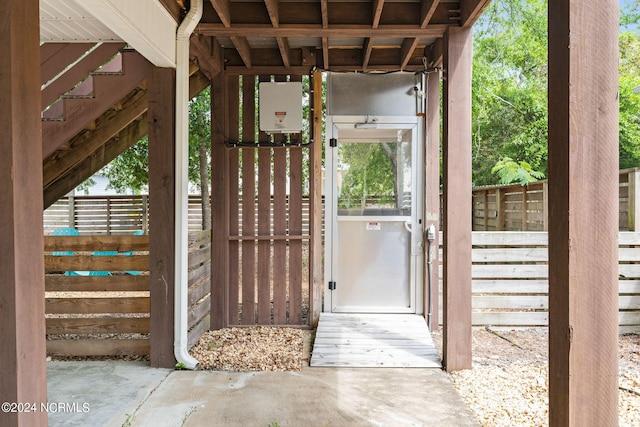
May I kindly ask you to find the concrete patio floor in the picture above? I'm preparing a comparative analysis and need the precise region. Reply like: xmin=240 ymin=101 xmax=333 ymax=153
xmin=46 ymin=361 xmax=479 ymax=426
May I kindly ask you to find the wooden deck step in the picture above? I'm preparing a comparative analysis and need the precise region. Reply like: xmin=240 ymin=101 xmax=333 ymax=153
xmin=310 ymin=313 xmax=441 ymax=368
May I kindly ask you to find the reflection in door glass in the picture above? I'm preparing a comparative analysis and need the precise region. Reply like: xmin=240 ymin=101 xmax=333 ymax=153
xmin=337 ymin=138 xmax=412 ymax=216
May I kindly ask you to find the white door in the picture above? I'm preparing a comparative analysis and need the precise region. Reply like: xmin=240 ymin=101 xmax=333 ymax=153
xmin=324 ymin=116 xmax=424 ymax=313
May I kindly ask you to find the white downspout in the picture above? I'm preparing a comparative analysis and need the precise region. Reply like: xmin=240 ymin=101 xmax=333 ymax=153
xmin=174 ymin=0 xmax=203 ymax=370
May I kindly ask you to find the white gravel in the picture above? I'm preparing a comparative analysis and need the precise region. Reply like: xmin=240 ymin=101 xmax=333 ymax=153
xmin=433 ymin=328 xmax=640 ymax=427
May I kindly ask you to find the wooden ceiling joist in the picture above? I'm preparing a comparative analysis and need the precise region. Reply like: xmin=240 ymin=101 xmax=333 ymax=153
xmin=231 ymin=36 xmax=253 ymax=68
xmin=322 ymin=37 xmax=329 ymax=69
xmin=362 ymin=38 xmax=374 ymax=70
xmin=276 ymin=37 xmax=291 ymax=68
xmin=190 ymin=34 xmax=223 ymax=79
xmin=209 ymin=0 xmax=231 ymax=27
xmin=264 ymin=0 xmax=279 ymax=27
xmin=320 ymin=0 xmax=329 ymax=28
xmin=400 ymin=38 xmax=420 ymax=70
xmin=460 ymin=0 xmax=491 ymax=28
xmin=421 ymin=0 xmax=441 ymax=28
xmin=372 ymin=0 xmax=385 ymax=28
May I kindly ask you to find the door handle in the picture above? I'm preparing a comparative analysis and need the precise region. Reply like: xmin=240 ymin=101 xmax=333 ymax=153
xmin=404 ymin=220 xmax=412 ymax=233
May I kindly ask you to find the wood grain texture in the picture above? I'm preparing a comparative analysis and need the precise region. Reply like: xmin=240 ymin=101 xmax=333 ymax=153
xmin=548 ymin=1 xmax=620 ymax=424
xmin=0 ymin=1 xmax=47 ymax=418
xmin=227 ymin=75 xmax=240 ymax=326
xmin=441 ymin=26 xmax=473 ymax=372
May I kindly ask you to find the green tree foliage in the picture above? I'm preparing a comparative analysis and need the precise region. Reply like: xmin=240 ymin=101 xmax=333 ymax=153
xmin=102 ymin=87 xmax=211 ymax=193
xmin=491 ymin=157 xmax=545 ymax=186
xmin=619 ymin=31 xmax=640 ymax=169
xmin=472 ymin=0 xmax=548 ymax=186
xmin=338 ymin=143 xmax=397 ymax=209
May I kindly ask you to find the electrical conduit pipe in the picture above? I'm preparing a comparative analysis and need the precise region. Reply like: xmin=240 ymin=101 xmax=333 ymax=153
xmin=174 ymin=0 xmax=203 ymax=370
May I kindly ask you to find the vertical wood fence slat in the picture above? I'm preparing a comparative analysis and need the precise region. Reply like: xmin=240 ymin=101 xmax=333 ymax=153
xmin=289 ymin=145 xmax=303 ymax=324
xmin=241 ymin=75 xmax=256 ymax=325
xmin=273 ymin=145 xmax=287 ymax=324
xmin=257 ymin=74 xmax=272 ymax=324
xmin=227 ymin=75 xmax=240 ymax=325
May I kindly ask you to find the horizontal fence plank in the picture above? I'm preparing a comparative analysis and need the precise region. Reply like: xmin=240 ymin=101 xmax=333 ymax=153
xmin=473 ymin=248 xmax=548 ymax=263
xmin=188 ymin=315 xmax=210 ymax=349
xmin=46 ymin=317 xmax=149 ymax=334
xmin=45 ymin=275 xmax=149 ymax=292
xmin=45 ymin=255 xmax=149 ymax=272
xmin=44 ymin=235 xmax=149 ymax=251
xmin=46 ymin=297 xmax=149 ymax=314
xmin=46 ymin=339 xmax=150 ymax=357
xmin=188 ymin=296 xmax=210 ymax=327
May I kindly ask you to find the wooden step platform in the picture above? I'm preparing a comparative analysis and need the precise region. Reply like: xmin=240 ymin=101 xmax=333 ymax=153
xmin=310 ymin=313 xmax=441 ymax=368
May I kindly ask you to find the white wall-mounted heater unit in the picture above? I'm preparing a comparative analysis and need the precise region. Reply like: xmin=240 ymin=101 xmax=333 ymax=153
xmin=259 ymin=81 xmax=303 ymax=134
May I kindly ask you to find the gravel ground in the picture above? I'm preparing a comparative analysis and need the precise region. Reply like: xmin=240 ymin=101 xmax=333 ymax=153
xmin=189 ymin=326 xmax=307 ymax=371
xmin=432 ymin=328 xmax=640 ymax=426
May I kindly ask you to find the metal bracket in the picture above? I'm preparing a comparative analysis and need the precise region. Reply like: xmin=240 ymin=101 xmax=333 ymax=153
xmin=329 ymin=138 xmax=337 ymax=147
xmin=328 ymin=281 xmax=336 ymax=290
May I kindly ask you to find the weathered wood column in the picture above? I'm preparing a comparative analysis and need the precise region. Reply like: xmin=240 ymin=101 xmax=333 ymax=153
xmin=442 ymin=25 xmax=473 ymax=372
xmin=148 ymin=67 xmax=177 ymax=368
xmin=310 ymin=70 xmax=324 ymax=327
xmin=548 ymin=1 xmax=619 ymax=425
xmin=425 ymin=68 xmax=441 ymax=330
xmin=0 ymin=1 xmax=48 ymax=424
xmin=210 ymin=45 xmax=229 ymax=329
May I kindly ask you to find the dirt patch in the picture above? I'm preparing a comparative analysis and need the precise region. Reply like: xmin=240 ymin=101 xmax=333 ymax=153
xmin=432 ymin=328 xmax=640 ymax=426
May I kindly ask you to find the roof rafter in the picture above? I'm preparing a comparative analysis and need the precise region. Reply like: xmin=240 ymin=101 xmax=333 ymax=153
xmin=362 ymin=38 xmax=374 ymax=70
xmin=264 ymin=0 xmax=279 ymax=28
xmin=400 ymin=38 xmax=420 ymax=70
xmin=209 ymin=0 xmax=231 ymax=28
xmin=320 ymin=0 xmax=328 ymax=29
xmin=372 ymin=0 xmax=385 ymax=28
xmin=276 ymin=37 xmax=291 ymax=68
xmin=460 ymin=0 xmax=491 ymax=27
xmin=421 ymin=0 xmax=441 ymax=28
xmin=230 ymin=36 xmax=253 ymax=68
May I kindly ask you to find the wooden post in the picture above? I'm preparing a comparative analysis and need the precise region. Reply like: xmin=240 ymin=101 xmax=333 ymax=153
xmin=548 ymin=1 xmax=619 ymax=425
xmin=521 ymin=186 xmax=528 ymax=231
xmin=0 ymin=1 xmax=48 ymax=424
xmin=148 ymin=67 xmax=177 ymax=368
xmin=425 ymin=69 xmax=441 ymax=331
xmin=442 ymin=26 xmax=473 ymax=372
xmin=309 ymin=70 xmax=324 ymax=327
xmin=496 ymin=188 xmax=505 ymax=231
xmin=483 ymin=190 xmax=489 ymax=231
xmin=628 ymin=169 xmax=640 ymax=231
xmin=542 ymin=182 xmax=549 ymax=232
xmin=210 ymin=57 xmax=229 ymax=329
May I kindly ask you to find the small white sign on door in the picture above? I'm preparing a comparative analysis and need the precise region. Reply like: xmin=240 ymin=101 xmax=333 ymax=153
xmin=366 ymin=221 xmax=381 ymax=231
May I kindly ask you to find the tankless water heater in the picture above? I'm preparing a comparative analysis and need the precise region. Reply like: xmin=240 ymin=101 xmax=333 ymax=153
xmin=259 ymin=81 xmax=303 ymax=134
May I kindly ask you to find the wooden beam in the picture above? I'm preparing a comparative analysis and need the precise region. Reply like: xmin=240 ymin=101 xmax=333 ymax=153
xmin=147 ymin=67 xmax=176 ymax=368
xmin=42 ymin=51 xmax=150 ymax=158
xmin=190 ymin=34 xmax=222 ymax=80
xmin=548 ymin=0 xmax=619 ymax=424
xmin=442 ymin=25 xmax=472 ymax=372
xmin=41 ymin=43 xmax=95 ymax=86
xmin=425 ymin=38 xmax=444 ymax=68
xmin=372 ymin=0 xmax=385 ymax=28
xmin=210 ymin=41 xmax=229 ymax=329
xmin=460 ymin=0 xmax=491 ymax=28
xmin=264 ymin=0 xmax=279 ymax=27
xmin=400 ymin=38 xmax=420 ymax=70
xmin=425 ymin=69 xmax=441 ymax=331
xmin=196 ymin=23 xmax=448 ymax=38
xmin=320 ymin=0 xmax=328 ymax=28
xmin=276 ymin=37 xmax=291 ymax=68
xmin=322 ymin=37 xmax=330 ymax=69
xmin=0 ymin=0 xmax=47 ymax=423
xmin=362 ymin=38 xmax=374 ymax=70
xmin=230 ymin=36 xmax=253 ymax=68
xmin=421 ymin=0 xmax=441 ymax=28
xmin=210 ymin=0 xmax=231 ymax=27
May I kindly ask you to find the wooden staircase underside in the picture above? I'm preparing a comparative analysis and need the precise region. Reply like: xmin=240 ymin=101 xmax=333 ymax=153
xmin=42 ymin=38 xmax=217 ymax=209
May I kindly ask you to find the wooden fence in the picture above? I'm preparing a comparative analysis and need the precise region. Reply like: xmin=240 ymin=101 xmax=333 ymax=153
xmin=187 ymin=230 xmax=212 ymax=348
xmin=44 ymin=231 xmax=211 ymax=357
xmin=471 ymin=168 xmax=640 ymax=231
xmin=438 ymin=232 xmax=640 ymax=333
xmin=44 ymin=194 xmax=313 ymax=236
